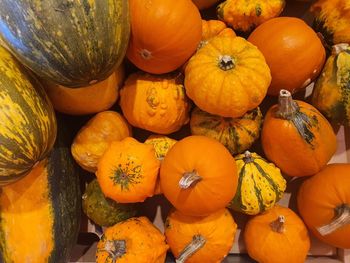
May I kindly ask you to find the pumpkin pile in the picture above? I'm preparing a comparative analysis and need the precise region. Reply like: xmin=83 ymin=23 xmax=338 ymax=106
xmin=0 ymin=0 xmax=349 ymax=262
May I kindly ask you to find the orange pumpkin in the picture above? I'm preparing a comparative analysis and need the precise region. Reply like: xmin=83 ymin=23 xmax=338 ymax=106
xmin=96 ymin=137 xmax=160 ymax=203
xmin=201 ymin=20 xmax=236 ymax=43
xmin=261 ymin=90 xmax=337 ymax=177
xmin=297 ymin=163 xmax=350 ymax=249
xmin=248 ymin=17 xmax=326 ymax=96
xmin=192 ymin=0 xmax=220 ymax=10
xmin=127 ymin=0 xmax=202 ymax=74
xmin=165 ymin=209 xmax=237 ymax=263
xmin=160 ymin=135 xmax=238 ymax=216
xmin=244 ymin=205 xmax=310 ymax=263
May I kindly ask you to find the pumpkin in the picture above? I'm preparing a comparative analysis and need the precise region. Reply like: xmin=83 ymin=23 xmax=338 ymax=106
xmin=43 ymin=64 xmax=125 ymax=115
xmin=0 ymin=0 xmax=129 ymax=87
xmin=0 ymin=116 xmax=81 ymax=263
xmin=82 ymin=179 xmax=137 ymax=227
xmin=96 ymin=137 xmax=160 ymax=203
xmin=160 ymin=135 xmax=238 ymax=216
xmin=71 ymin=111 xmax=132 ymax=173
xmin=120 ymin=72 xmax=190 ymax=134
xmin=165 ymin=209 xmax=237 ymax=263
xmin=311 ymin=0 xmax=350 ymax=47
xmin=248 ymin=17 xmax=326 ymax=96
xmin=312 ymin=43 xmax=350 ymax=126
xmin=297 ymin=163 xmax=350 ymax=249
xmin=200 ymin=19 xmax=236 ymax=47
xmin=261 ymin=90 xmax=337 ymax=177
xmin=192 ymin=0 xmax=220 ymax=10
xmin=185 ymin=36 xmax=271 ymax=118
xmin=217 ymin=0 xmax=285 ymax=32
xmin=190 ymin=107 xmax=262 ymax=154
xmin=228 ymin=151 xmax=286 ymax=215
xmin=127 ymin=0 xmax=202 ymax=74
xmin=0 ymin=45 xmax=56 ymax=185
xmin=244 ymin=205 xmax=310 ymax=263
xmin=96 ymin=217 xmax=169 ymax=263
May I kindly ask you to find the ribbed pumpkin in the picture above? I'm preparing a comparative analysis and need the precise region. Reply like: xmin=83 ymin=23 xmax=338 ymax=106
xmin=120 ymin=72 xmax=190 ymax=134
xmin=0 ymin=0 xmax=130 ymax=87
xmin=312 ymin=43 xmax=350 ymax=126
xmin=192 ymin=0 xmax=220 ymax=10
xmin=217 ymin=0 xmax=285 ymax=32
xmin=261 ymin=90 xmax=337 ymax=177
xmin=248 ymin=17 xmax=326 ymax=96
xmin=297 ymin=163 xmax=350 ymax=249
xmin=200 ymin=20 xmax=236 ymax=47
xmin=185 ymin=36 xmax=271 ymax=118
xmin=127 ymin=0 xmax=202 ymax=74
xmin=0 ymin=46 xmax=56 ymax=185
xmin=228 ymin=151 xmax=286 ymax=215
xmin=190 ymin=107 xmax=262 ymax=154
xmin=165 ymin=209 xmax=237 ymax=263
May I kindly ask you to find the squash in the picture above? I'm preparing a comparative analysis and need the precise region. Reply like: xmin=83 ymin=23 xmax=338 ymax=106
xmin=160 ymin=135 xmax=238 ymax=216
xmin=0 ymin=116 xmax=81 ymax=263
xmin=82 ymin=179 xmax=137 ymax=227
xmin=0 ymin=45 xmax=56 ymax=185
xmin=217 ymin=0 xmax=285 ymax=32
xmin=71 ymin=111 xmax=132 ymax=173
xmin=297 ymin=163 xmax=350 ymax=249
xmin=185 ymin=36 xmax=271 ymax=118
xmin=248 ymin=17 xmax=326 ymax=96
xmin=0 ymin=0 xmax=129 ymax=87
xmin=96 ymin=137 xmax=160 ymax=203
xmin=190 ymin=107 xmax=262 ymax=154
xmin=127 ymin=0 xmax=202 ymax=74
xmin=165 ymin=209 xmax=237 ymax=263
xmin=192 ymin=0 xmax=220 ymax=10
xmin=200 ymin=20 xmax=236 ymax=48
xmin=43 ymin=64 xmax=125 ymax=115
xmin=228 ymin=151 xmax=286 ymax=215
xmin=261 ymin=90 xmax=337 ymax=177
xmin=120 ymin=72 xmax=190 ymax=134
xmin=312 ymin=43 xmax=350 ymax=126
xmin=96 ymin=217 xmax=169 ymax=263
xmin=244 ymin=205 xmax=310 ymax=263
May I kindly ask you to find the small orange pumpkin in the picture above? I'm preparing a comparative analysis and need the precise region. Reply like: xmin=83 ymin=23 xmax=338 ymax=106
xmin=201 ymin=20 xmax=236 ymax=44
xmin=160 ymin=135 xmax=238 ymax=216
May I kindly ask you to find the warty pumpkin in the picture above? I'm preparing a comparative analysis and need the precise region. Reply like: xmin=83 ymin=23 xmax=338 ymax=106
xmin=297 ymin=163 xmax=350 ymax=249
xmin=192 ymin=0 xmax=220 ymax=10
xmin=165 ymin=209 xmax=237 ymax=263
xmin=120 ymin=72 xmax=190 ymax=134
xmin=244 ymin=205 xmax=310 ymax=263
xmin=96 ymin=137 xmax=160 ymax=203
xmin=0 ymin=45 xmax=56 ymax=185
xmin=312 ymin=43 xmax=350 ymax=126
xmin=96 ymin=217 xmax=169 ymax=263
xmin=190 ymin=107 xmax=262 ymax=154
xmin=248 ymin=16 xmax=326 ymax=96
xmin=127 ymin=0 xmax=202 ymax=74
xmin=185 ymin=36 xmax=271 ymax=118
xmin=160 ymin=135 xmax=238 ymax=216
xmin=228 ymin=151 xmax=286 ymax=215
xmin=0 ymin=0 xmax=129 ymax=87
xmin=217 ymin=0 xmax=285 ymax=32
xmin=71 ymin=111 xmax=132 ymax=173
xmin=261 ymin=90 xmax=337 ymax=177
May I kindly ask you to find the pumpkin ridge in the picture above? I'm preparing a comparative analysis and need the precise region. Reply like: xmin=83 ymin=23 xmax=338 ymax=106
xmin=252 ymin=172 xmax=265 ymax=212
xmin=290 ymin=110 xmax=318 ymax=148
xmin=234 ymin=163 xmax=248 ymax=211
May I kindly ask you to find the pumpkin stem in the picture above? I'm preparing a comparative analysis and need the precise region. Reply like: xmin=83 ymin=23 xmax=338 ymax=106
xmin=332 ymin=43 xmax=349 ymax=55
xmin=270 ymin=215 xmax=285 ymax=233
xmin=218 ymin=55 xmax=235 ymax=71
xmin=175 ymin=235 xmax=206 ymax=263
xmin=317 ymin=204 xmax=350 ymax=236
xmin=104 ymin=239 xmax=126 ymax=262
xmin=179 ymin=170 xmax=202 ymax=189
xmin=243 ymin=151 xmax=254 ymax=163
xmin=276 ymin=89 xmax=299 ymax=119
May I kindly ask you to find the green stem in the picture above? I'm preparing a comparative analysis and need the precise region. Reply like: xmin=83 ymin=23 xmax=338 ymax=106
xmin=175 ymin=235 xmax=206 ymax=263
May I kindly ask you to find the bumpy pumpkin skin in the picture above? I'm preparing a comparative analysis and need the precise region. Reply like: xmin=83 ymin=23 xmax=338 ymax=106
xmin=228 ymin=152 xmax=286 ymax=215
xmin=96 ymin=217 xmax=169 ymax=263
xmin=120 ymin=72 xmax=190 ymax=134
xmin=185 ymin=36 xmax=271 ymax=118
xmin=96 ymin=137 xmax=160 ymax=203
xmin=190 ymin=107 xmax=262 ymax=154
xmin=192 ymin=0 xmax=220 ymax=10
xmin=217 ymin=0 xmax=285 ymax=32
xmin=71 ymin=111 xmax=132 ymax=173
xmin=165 ymin=209 xmax=237 ymax=263
xmin=312 ymin=44 xmax=350 ymax=126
